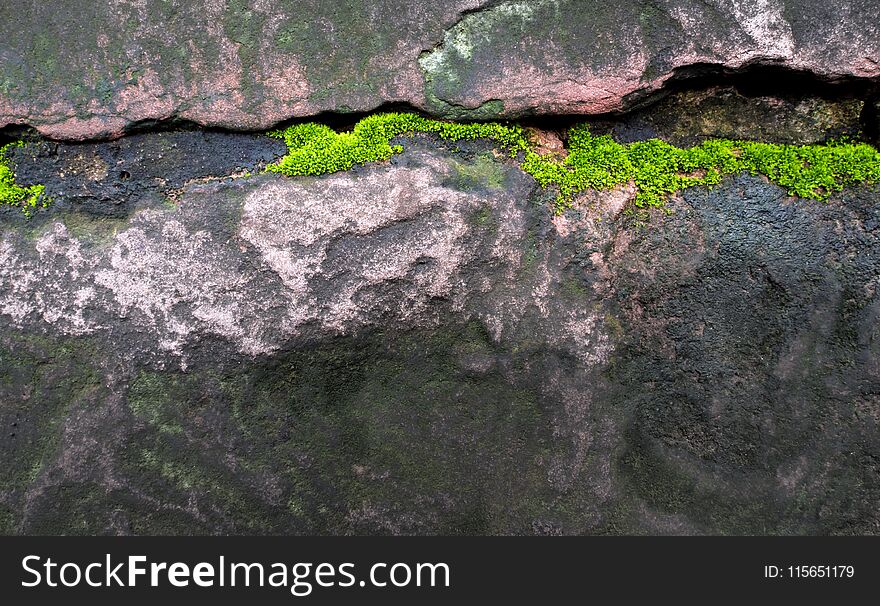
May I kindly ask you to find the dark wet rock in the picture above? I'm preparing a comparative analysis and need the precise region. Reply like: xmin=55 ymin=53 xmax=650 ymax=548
xmin=1 ymin=0 xmax=880 ymax=139
xmin=588 ymin=86 xmax=866 ymax=146
xmin=2 ymin=130 xmax=286 ymax=218
xmin=609 ymin=178 xmax=880 ymax=534
xmin=0 ymin=133 xmax=878 ymax=535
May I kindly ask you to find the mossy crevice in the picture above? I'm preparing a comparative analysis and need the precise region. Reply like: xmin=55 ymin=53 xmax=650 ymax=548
xmin=0 ymin=141 xmax=46 ymax=215
xmin=6 ymin=112 xmax=880 ymax=217
xmin=267 ymin=112 xmax=880 ymax=211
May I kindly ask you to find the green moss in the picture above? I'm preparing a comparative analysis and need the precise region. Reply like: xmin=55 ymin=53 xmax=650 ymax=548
xmin=267 ymin=113 xmax=529 ymax=177
xmin=268 ymin=113 xmax=880 ymax=213
xmin=0 ymin=141 xmax=47 ymax=215
xmin=527 ymin=129 xmax=880 ymax=210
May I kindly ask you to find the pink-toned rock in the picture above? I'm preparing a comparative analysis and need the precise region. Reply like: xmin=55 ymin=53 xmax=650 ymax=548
xmin=0 ymin=0 xmax=878 ymax=140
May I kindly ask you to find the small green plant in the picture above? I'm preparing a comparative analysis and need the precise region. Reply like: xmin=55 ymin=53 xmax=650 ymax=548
xmin=268 ymin=113 xmax=880 ymax=212
xmin=0 ymin=141 xmax=46 ymax=215
xmin=266 ymin=113 xmax=529 ymax=177
xmin=527 ymin=128 xmax=880 ymax=210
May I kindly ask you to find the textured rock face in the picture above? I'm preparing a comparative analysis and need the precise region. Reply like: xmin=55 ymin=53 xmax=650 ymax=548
xmin=2 ymin=143 xmax=607 ymax=362
xmin=1 ymin=0 xmax=879 ymax=139
xmin=1 ymin=131 xmax=879 ymax=535
xmin=2 ymin=5 xmax=880 ymax=534
xmin=589 ymin=85 xmax=868 ymax=146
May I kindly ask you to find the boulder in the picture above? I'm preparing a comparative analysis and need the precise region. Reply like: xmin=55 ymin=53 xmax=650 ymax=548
xmin=1 ymin=0 xmax=879 ymax=139
xmin=1 ymin=133 xmax=878 ymax=534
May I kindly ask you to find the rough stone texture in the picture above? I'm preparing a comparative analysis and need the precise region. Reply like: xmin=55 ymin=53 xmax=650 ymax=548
xmin=1 ymin=0 xmax=879 ymax=139
xmin=1 ymin=132 xmax=879 ymax=535
xmin=587 ymin=85 xmax=866 ymax=146
xmin=5 ymin=130 xmax=287 ymax=215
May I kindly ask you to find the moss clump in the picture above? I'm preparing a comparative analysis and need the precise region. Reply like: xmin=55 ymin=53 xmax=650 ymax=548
xmin=268 ymin=113 xmax=880 ymax=212
xmin=266 ymin=113 xmax=529 ymax=176
xmin=0 ymin=141 xmax=46 ymax=215
xmin=524 ymin=128 xmax=880 ymax=209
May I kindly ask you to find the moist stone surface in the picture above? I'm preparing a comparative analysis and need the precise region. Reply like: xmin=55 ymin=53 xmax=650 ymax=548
xmin=2 ymin=2 xmax=879 ymax=533
xmin=1 ymin=130 xmax=878 ymax=534
xmin=2 ymin=0 xmax=880 ymax=139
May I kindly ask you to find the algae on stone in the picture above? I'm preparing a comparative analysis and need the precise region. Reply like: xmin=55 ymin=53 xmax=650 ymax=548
xmin=0 ymin=142 xmax=46 ymax=214
xmin=268 ymin=112 xmax=880 ymax=211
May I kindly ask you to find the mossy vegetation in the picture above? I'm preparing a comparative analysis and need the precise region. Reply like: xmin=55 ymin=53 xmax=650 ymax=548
xmin=0 ymin=141 xmax=46 ymax=215
xmin=525 ymin=129 xmax=880 ymax=209
xmin=268 ymin=112 xmax=880 ymax=211
xmin=4 ymin=113 xmax=879 ymax=218
xmin=267 ymin=113 xmax=528 ymax=176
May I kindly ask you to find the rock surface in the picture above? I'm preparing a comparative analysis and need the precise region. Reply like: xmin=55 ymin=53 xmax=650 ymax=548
xmin=1 ymin=130 xmax=879 ymax=534
xmin=587 ymin=84 xmax=867 ymax=146
xmin=2 ymin=4 xmax=879 ymax=534
xmin=1 ymin=0 xmax=879 ymax=139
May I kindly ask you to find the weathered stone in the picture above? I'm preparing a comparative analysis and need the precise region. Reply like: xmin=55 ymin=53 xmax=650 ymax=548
xmin=1 ymin=0 xmax=879 ymax=139
xmin=4 ymin=130 xmax=287 ymax=216
xmin=588 ymin=86 xmax=866 ymax=146
xmin=1 ymin=134 xmax=879 ymax=534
